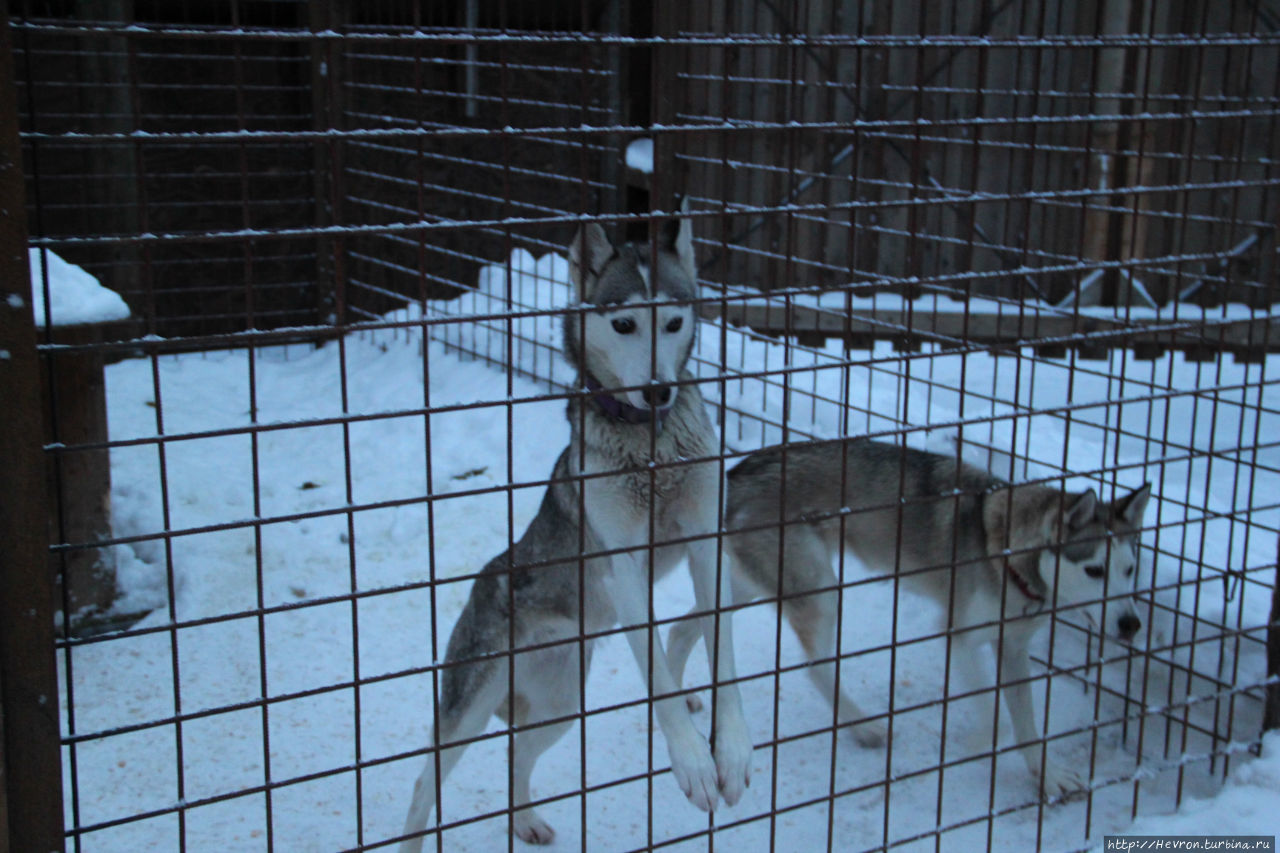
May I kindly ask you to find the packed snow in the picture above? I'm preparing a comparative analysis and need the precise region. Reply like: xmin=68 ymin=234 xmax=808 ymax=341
xmin=1102 ymin=731 xmax=1280 ymax=844
xmin=65 ymin=248 xmax=1279 ymax=851
xmin=626 ymin=138 xmax=654 ymax=174
xmin=795 ymin=287 xmax=1272 ymax=322
xmin=29 ymin=247 xmax=130 ymax=328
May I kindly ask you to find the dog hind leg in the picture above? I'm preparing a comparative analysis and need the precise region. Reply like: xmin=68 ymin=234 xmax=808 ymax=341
xmin=508 ymin=718 xmax=573 ymax=845
xmin=779 ymin=532 xmax=887 ymax=748
xmin=505 ymin=638 xmax=591 ymax=845
xmin=400 ymin=656 xmax=508 ymax=853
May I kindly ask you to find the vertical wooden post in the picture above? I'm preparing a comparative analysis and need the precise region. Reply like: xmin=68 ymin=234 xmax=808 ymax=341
xmin=859 ymin=0 xmax=892 ymax=282
xmin=625 ymin=0 xmax=654 ymax=243
xmin=41 ymin=319 xmax=122 ymax=632
xmin=648 ymin=0 xmax=681 ymax=215
xmin=41 ymin=318 xmax=120 ymax=625
xmin=310 ymin=0 xmax=347 ymax=326
xmin=75 ymin=0 xmax=138 ymax=301
xmin=1077 ymin=0 xmax=1141 ymax=307
xmin=599 ymin=0 xmax=626 ymax=218
xmin=0 ymin=11 xmax=66 ymax=852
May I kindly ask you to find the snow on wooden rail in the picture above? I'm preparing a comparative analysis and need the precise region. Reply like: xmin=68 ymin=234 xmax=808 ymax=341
xmin=699 ymin=290 xmax=1280 ymax=362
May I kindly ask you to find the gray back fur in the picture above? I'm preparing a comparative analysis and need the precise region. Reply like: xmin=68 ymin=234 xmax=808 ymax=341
xmin=726 ymin=438 xmax=1147 ymax=613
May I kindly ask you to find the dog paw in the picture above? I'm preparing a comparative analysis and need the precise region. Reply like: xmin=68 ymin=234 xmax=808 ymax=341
xmin=717 ymin=770 xmax=749 ymax=807
xmin=671 ymin=739 xmax=721 ymax=812
xmin=852 ymin=717 xmax=889 ymax=749
xmin=714 ymin=731 xmax=752 ymax=806
xmin=513 ymin=810 xmax=556 ymax=845
xmin=1036 ymin=760 xmax=1089 ymax=802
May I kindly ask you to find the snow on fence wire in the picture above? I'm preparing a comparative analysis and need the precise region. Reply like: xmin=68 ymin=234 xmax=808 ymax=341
xmin=3 ymin=1 xmax=1279 ymax=851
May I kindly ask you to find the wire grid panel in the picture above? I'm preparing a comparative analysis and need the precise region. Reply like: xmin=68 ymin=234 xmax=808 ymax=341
xmin=9 ymin=1 xmax=1279 ymax=852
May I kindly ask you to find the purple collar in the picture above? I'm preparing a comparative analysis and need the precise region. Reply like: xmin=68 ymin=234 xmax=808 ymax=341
xmin=583 ymin=374 xmax=671 ymax=427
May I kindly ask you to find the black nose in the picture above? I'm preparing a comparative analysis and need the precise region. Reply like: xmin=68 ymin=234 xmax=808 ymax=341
xmin=642 ymin=385 xmax=673 ymax=408
xmin=1117 ymin=612 xmax=1141 ymax=639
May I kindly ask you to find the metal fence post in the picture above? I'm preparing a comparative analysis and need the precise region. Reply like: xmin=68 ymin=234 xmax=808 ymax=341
xmin=0 ymin=11 xmax=65 ymax=853
xmin=1265 ymin=534 xmax=1280 ymax=734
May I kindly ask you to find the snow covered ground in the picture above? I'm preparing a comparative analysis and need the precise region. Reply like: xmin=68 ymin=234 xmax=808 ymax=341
xmin=62 ymin=249 xmax=1279 ymax=851
xmin=28 ymin=247 xmax=130 ymax=327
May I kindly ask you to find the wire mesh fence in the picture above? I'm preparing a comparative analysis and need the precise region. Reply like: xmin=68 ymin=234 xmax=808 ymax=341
xmin=4 ymin=0 xmax=1279 ymax=851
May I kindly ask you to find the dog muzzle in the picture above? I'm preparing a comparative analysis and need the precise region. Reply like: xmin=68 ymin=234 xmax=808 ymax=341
xmin=584 ymin=374 xmax=673 ymax=428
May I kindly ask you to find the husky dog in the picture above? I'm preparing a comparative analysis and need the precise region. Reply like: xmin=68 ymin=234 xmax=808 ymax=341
xmin=399 ymin=207 xmax=752 ymax=851
xmin=668 ymin=438 xmax=1150 ymax=800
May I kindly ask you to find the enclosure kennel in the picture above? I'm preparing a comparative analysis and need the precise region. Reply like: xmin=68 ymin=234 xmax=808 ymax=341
xmin=3 ymin=0 xmax=1279 ymax=851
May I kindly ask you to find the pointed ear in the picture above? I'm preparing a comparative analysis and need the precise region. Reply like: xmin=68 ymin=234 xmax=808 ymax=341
xmin=981 ymin=487 xmax=1049 ymax=595
xmin=1114 ymin=482 xmax=1152 ymax=526
xmin=1064 ymin=488 xmax=1098 ymax=530
xmin=659 ymin=195 xmax=696 ymax=281
xmin=568 ymin=222 xmax=614 ymax=301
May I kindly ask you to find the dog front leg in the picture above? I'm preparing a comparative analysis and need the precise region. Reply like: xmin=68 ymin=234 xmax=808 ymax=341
xmin=611 ymin=551 xmax=722 ymax=813
xmin=685 ymin=537 xmax=752 ymax=805
xmin=997 ymin=644 xmax=1087 ymax=800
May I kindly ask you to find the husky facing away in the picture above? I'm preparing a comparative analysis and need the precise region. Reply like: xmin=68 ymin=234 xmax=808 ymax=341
xmin=668 ymin=438 xmax=1150 ymax=800
xmin=399 ymin=209 xmax=752 ymax=851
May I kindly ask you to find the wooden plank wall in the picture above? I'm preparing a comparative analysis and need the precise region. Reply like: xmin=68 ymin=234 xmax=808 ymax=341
xmin=335 ymin=3 xmax=625 ymax=322
xmin=669 ymin=0 xmax=1279 ymax=308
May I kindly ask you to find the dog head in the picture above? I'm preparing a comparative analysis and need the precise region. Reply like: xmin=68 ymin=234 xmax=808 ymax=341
xmin=985 ymin=482 xmax=1151 ymax=642
xmin=564 ymin=201 xmax=698 ymax=417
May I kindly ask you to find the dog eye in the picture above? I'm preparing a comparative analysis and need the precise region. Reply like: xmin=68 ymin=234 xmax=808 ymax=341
xmin=665 ymin=317 xmax=683 ymax=333
xmin=1084 ymin=565 xmax=1106 ymax=579
xmin=612 ymin=317 xmax=636 ymax=334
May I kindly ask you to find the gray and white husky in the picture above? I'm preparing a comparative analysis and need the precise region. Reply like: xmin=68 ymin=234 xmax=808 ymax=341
xmin=399 ymin=208 xmax=751 ymax=851
xmin=668 ymin=438 xmax=1150 ymax=800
